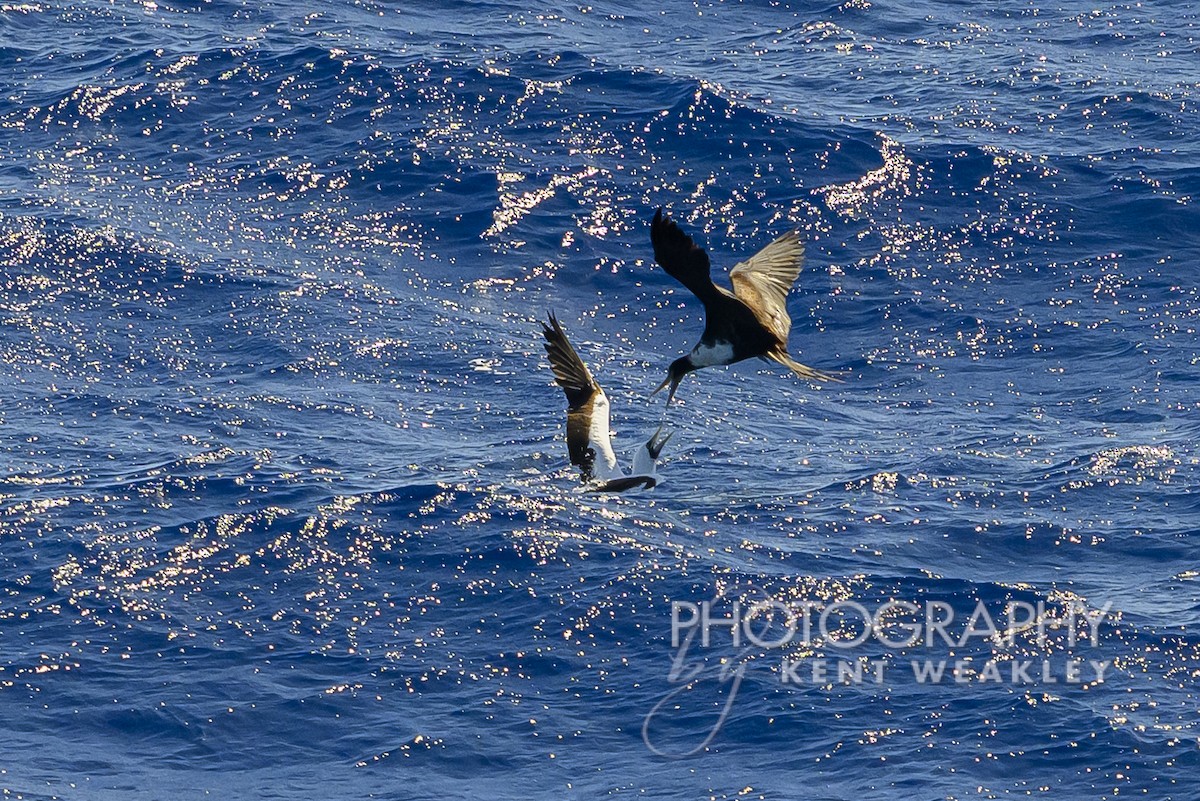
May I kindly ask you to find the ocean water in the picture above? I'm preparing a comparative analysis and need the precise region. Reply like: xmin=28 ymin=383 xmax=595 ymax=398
xmin=2 ymin=0 xmax=1200 ymax=798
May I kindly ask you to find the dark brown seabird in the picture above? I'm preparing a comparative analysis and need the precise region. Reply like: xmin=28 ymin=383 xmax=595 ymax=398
xmin=649 ymin=207 xmax=841 ymax=403
xmin=541 ymin=313 xmax=672 ymax=492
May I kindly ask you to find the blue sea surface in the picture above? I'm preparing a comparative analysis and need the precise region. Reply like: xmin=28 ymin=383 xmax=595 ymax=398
xmin=2 ymin=0 xmax=1200 ymax=798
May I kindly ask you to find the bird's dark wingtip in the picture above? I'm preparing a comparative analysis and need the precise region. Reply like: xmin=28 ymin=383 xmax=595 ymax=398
xmin=541 ymin=311 xmax=563 ymax=347
xmin=650 ymin=207 xmax=679 ymax=248
xmin=653 ymin=205 xmax=678 ymax=231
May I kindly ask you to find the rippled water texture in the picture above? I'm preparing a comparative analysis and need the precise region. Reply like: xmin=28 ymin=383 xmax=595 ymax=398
xmin=2 ymin=1 xmax=1200 ymax=798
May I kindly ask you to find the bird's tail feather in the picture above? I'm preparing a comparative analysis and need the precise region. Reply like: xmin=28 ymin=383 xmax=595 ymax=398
xmin=769 ymin=351 xmax=844 ymax=383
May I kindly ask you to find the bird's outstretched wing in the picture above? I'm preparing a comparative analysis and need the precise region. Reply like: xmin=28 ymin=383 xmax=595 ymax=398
xmin=729 ymin=229 xmax=805 ymax=343
xmin=541 ymin=313 xmax=619 ymax=482
xmin=650 ymin=208 xmax=721 ymax=303
xmin=542 ymin=313 xmax=600 ymax=409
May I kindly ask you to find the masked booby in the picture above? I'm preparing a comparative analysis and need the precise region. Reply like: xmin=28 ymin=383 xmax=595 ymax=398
xmin=541 ymin=313 xmax=672 ymax=492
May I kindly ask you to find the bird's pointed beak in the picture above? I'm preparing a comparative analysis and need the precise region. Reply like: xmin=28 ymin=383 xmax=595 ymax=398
xmin=650 ymin=373 xmax=680 ymax=404
xmin=647 ymin=423 xmax=674 ymax=460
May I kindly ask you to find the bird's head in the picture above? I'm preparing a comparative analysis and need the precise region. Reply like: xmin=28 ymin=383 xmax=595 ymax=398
xmin=650 ymin=356 xmax=695 ymax=405
xmin=632 ymin=423 xmax=674 ymax=477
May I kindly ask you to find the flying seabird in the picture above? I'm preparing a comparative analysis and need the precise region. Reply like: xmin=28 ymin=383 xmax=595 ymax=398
xmin=541 ymin=313 xmax=672 ymax=492
xmin=649 ymin=208 xmax=841 ymax=403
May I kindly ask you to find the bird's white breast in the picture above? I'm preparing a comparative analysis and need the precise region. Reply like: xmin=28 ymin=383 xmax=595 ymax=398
xmin=690 ymin=340 xmax=735 ymax=368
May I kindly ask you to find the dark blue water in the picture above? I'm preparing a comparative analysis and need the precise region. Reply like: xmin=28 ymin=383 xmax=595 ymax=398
xmin=3 ymin=0 xmax=1200 ymax=798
